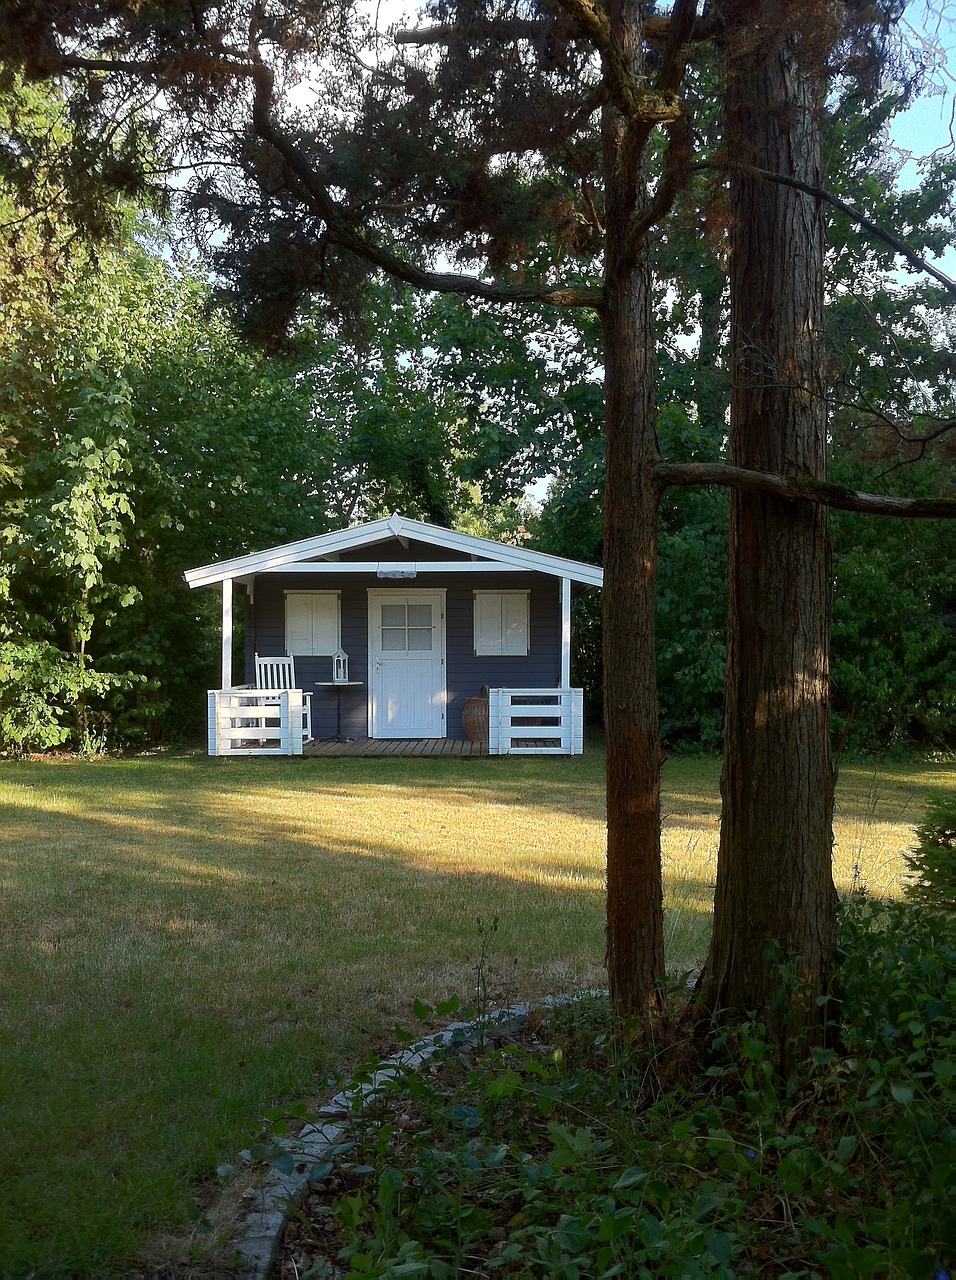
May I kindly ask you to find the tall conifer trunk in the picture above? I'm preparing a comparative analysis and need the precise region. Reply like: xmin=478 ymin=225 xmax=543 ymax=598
xmin=601 ymin=0 xmax=665 ymax=1016
xmin=701 ymin=9 xmax=838 ymax=1055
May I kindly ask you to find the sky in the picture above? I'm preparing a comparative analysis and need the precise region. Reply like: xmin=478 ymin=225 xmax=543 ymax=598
xmin=887 ymin=1 xmax=956 ymax=275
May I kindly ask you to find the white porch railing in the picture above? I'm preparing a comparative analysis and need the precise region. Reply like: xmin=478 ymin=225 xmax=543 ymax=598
xmin=488 ymin=688 xmax=584 ymax=755
xmin=207 ymin=689 xmax=308 ymax=756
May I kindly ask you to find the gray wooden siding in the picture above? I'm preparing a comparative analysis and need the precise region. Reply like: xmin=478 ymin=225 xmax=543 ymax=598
xmin=249 ymin=570 xmax=562 ymax=740
xmin=249 ymin=575 xmax=370 ymax=740
xmin=444 ymin=575 xmax=560 ymax=736
xmin=337 ymin=536 xmax=469 ymax=563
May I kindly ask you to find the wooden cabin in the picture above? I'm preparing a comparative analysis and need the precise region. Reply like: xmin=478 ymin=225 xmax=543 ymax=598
xmin=184 ymin=514 xmax=603 ymax=756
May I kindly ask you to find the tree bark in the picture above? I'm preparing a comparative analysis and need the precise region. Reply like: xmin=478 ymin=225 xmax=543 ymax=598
xmin=601 ymin=0 xmax=666 ymax=1017
xmin=700 ymin=11 xmax=838 ymax=1059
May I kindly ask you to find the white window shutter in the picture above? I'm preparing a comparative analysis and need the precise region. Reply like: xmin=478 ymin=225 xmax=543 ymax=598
xmin=474 ymin=591 xmax=529 ymax=656
xmin=285 ymin=592 xmax=341 ymax=655
xmin=311 ymin=593 xmax=340 ymax=654
xmin=286 ymin=594 xmax=314 ymax=655
xmin=474 ymin=592 xmax=502 ymax=655
xmin=502 ymin=592 xmax=529 ymax=655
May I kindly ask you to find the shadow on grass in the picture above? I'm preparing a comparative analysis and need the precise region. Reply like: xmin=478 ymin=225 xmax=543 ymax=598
xmin=6 ymin=739 xmax=611 ymax=813
xmin=0 ymin=768 xmax=715 ymax=1278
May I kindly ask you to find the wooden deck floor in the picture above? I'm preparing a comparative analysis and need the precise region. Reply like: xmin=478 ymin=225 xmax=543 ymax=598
xmin=304 ymin=737 xmax=489 ymax=758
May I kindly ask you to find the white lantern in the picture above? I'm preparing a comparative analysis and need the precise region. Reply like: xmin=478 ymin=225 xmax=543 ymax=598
xmin=333 ymin=648 xmax=349 ymax=684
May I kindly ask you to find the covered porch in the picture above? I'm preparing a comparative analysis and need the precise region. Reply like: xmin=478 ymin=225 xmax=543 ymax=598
xmin=206 ymin=686 xmax=585 ymax=757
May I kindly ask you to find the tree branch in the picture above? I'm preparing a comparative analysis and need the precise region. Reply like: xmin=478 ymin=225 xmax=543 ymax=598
xmin=394 ymin=13 xmax=720 ymax=47
xmin=395 ymin=18 xmax=549 ymax=45
xmin=618 ymin=0 xmax=697 ymax=267
xmin=624 ymin=110 xmax=692 ymax=264
xmin=644 ymin=13 xmax=720 ymax=44
xmin=553 ymin=0 xmax=682 ymax=126
xmin=247 ymin=64 xmax=603 ymax=308
xmin=756 ymin=168 xmax=956 ymax=297
xmin=832 ymin=399 xmax=956 ymax=452
xmin=898 ymin=417 xmax=956 ymax=446
xmin=57 ymin=51 xmax=257 ymax=79
xmin=51 ymin=44 xmax=604 ymax=311
xmin=652 ymin=461 xmax=956 ymax=518
xmin=654 ymin=0 xmax=699 ymax=95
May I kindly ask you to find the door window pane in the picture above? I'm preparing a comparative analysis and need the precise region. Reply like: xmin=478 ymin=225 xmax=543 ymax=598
xmin=381 ymin=628 xmax=406 ymax=651
xmin=378 ymin=599 xmax=437 ymax=655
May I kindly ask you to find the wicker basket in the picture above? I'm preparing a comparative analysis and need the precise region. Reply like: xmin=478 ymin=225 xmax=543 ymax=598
xmin=461 ymin=689 xmax=490 ymax=743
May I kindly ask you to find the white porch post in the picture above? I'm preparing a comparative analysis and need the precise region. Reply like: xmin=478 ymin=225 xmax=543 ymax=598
xmin=221 ymin=576 xmax=233 ymax=690
xmin=560 ymin=577 xmax=572 ymax=688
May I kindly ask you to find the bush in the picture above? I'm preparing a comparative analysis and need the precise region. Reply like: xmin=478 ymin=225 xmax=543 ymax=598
xmin=0 ymin=640 xmax=139 ymax=754
xmin=903 ymin=795 xmax=956 ymax=912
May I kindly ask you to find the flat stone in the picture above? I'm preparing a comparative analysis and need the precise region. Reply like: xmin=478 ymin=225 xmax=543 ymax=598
xmin=239 ymin=1208 xmax=287 ymax=1237
xmin=297 ymin=1120 xmax=344 ymax=1151
xmin=234 ymin=1222 xmax=284 ymax=1278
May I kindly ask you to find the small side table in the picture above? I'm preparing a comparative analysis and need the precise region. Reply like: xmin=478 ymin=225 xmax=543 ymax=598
xmin=315 ymin=681 xmax=365 ymax=741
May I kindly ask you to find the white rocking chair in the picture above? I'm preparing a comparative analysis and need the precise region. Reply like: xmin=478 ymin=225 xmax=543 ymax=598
xmin=255 ymin=653 xmax=313 ymax=741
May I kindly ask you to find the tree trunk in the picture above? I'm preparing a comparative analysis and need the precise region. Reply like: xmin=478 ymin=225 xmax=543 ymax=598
xmin=601 ymin=0 xmax=666 ymax=1017
xmin=700 ymin=13 xmax=838 ymax=1059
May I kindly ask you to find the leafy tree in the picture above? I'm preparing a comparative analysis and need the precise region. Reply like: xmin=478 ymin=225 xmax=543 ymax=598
xmin=1 ymin=247 xmax=531 ymax=746
xmin=2 ymin=124 xmax=574 ymax=748
xmin=0 ymin=77 xmax=146 ymax=750
xmin=2 ymin=0 xmax=953 ymax=1043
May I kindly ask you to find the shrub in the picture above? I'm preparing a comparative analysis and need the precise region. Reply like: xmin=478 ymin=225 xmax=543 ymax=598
xmin=265 ymin=903 xmax=955 ymax=1278
xmin=903 ymin=794 xmax=956 ymax=912
xmin=0 ymin=640 xmax=138 ymax=754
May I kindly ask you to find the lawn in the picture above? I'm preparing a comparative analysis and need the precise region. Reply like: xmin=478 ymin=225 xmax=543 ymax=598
xmin=0 ymin=747 xmax=950 ymax=1276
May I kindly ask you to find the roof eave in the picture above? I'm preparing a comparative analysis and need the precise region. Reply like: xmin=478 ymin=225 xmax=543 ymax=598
xmin=184 ymin=514 xmax=603 ymax=589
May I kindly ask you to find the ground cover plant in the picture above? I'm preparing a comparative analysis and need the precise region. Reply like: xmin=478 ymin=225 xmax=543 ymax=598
xmin=268 ymin=890 xmax=956 ymax=1280
xmin=272 ymin=894 xmax=955 ymax=1279
xmin=0 ymin=750 xmax=950 ymax=1274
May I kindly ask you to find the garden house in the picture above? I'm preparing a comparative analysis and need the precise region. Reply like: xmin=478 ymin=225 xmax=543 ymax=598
xmin=185 ymin=513 xmax=603 ymax=756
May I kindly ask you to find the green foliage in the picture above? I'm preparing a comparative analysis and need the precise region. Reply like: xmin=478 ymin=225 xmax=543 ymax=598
xmin=829 ymin=477 xmax=955 ymax=753
xmin=272 ymin=897 xmax=955 ymax=1278
xmin=537 ymin=395 xmax=728 ymax=748
xmin=0 ymin=640 xmax=139 ymax=754
xmin=820 ymin=81 xmax=956 ymax=753
xmin=3 ymin=160 xmax=576 ymax=749
xmin=903 ymin=795 xmax=956 ymax=911
xmin=2 ymin=66 xmax=954 ymax=754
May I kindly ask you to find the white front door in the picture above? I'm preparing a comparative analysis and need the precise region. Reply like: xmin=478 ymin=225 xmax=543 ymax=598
xmin=368 ymin=590 xmax=446 ymax=738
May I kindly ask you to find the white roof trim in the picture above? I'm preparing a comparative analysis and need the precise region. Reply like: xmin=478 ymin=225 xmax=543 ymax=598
xmin=249 ymin=560 xmax=530 ymax=574
xmin=184 ymin=514 xmax=603 ymax=589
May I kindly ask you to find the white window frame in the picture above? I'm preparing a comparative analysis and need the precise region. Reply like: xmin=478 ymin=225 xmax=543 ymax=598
xmin=284 ymin=590 xmax=341 ymax=656
xmin=474 ymin=590 xmax=530 ymax=657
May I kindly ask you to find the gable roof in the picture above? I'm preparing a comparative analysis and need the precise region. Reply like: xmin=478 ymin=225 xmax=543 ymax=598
xmin=184 ymin=513 xmax=603 ymax=589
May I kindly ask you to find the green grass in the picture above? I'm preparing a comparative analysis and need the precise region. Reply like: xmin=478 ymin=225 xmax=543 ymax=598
xmin=0 ymin=747 xmax=950 ymax=1276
